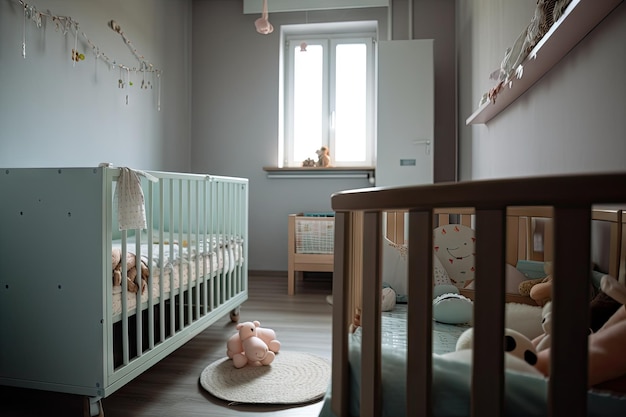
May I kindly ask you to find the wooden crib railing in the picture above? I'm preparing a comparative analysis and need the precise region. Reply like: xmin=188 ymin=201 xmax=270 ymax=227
xmin=331 ymin=172 xmax=626 ymax=417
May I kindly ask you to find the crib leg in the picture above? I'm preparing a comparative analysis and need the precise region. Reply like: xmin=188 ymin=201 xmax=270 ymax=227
xmin=82 ymin=396 xmax=104 ymax=417
xmin=230 ymin=306 xmax=240 ymax=322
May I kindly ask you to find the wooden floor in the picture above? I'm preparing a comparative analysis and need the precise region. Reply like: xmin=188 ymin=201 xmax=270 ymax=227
xmin=0 ymin=272 xmax=333 ymax=417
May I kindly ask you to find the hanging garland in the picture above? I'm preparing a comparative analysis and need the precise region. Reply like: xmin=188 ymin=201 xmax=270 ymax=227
xmin=14 ymin=0 xmax=161 ymax=109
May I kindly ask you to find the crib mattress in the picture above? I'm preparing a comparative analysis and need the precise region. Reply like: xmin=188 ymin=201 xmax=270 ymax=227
xmin=318 ymin=305 xmax=626 ymax=417
xmin=111 ymin=236 xmax=243 ymax=319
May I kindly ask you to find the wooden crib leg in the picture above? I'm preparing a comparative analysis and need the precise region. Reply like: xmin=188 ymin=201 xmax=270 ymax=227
xmin=82 ymin=396 xmax=104 ymax=417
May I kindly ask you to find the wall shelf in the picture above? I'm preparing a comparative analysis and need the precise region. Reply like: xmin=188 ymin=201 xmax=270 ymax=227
xmin=466 ymin=0 xmax=623 ymax=126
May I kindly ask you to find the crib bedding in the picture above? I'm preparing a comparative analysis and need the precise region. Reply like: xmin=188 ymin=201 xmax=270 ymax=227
xmin=319 ymin=305 xmax=626 ymax=417
xmin=111 ymin=236 xmax=244 ymax=318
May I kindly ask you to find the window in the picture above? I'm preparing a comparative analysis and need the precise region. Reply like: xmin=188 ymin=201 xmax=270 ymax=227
xmin=280 ymin=23 xmax=376 ymax=168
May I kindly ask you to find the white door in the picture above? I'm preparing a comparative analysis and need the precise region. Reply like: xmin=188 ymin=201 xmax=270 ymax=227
xmin=376 ymin=40 xmax=434 ymax=296
xmin=376 ymin=39 xmax=434 ymax=187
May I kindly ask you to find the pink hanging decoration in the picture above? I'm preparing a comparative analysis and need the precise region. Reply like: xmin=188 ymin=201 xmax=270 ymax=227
xmin=254 ymin=0 xmax=273 ymax=35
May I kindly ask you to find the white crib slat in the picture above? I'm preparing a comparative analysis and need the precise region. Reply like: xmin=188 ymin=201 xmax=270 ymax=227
xmin=361 ymin=211 xmax=382 ymax=417
xmin=227 ymin=182 xmax=234 ymax=299
xmin=203 ymin=179 xmax=210 ymax=315
xmin=177 ymin=179 xmax=184 ymax=330
xmin=208 ymin=178 xmax=215 ymax=312
xmin=186 ymin=179 xmax=192 ymax=325
xmin=550 ymin=207 xmax=591 ymax=417
xmin=194 ymin=180 xmax=200 ymax=320
xmin=169 ymin=178 xmax=176 ymax=337
xmin=135 ymin=231 xmax=142 ymax=358
xmin=472 ymin=209 xmax=506 ymax=417
xmin=407 ymin=210 xmax=433 ymax=417
xmin=159 ymin=180 xmax=166 ymax=343
xmin=121 ymin=230 xmax=130 ymax=366
xmin=146 ymin=183 xmax=154 ymax=349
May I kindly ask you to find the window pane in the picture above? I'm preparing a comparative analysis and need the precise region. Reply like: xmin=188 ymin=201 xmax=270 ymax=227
xmin=293 ymin=44 xmax=323 ymax=163
xmin=334 ymin=43 xmax=366 ymax=162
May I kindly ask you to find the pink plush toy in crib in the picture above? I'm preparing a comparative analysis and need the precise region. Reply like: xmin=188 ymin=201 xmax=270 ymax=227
xmin=534 ymin=275 xmax=626 ymax=393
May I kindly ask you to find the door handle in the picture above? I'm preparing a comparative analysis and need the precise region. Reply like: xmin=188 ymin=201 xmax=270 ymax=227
xmin=412 ymin=140 xmax=431 ymax=155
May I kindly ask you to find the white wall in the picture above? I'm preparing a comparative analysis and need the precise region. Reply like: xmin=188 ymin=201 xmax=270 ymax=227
xmin=458 ymin=0 xmax=626 ymax=180
xmin=0 ymin=0 xmax=192 ymax=171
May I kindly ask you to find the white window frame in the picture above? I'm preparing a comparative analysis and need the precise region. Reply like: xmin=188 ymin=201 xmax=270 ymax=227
xmin=280 ymin=23 xmax=377 ymax=168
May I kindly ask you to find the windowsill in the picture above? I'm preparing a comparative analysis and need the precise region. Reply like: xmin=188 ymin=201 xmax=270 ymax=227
xmin=466 ymin=0 xmax=622 ymax=125
xmin=263 ymin=166 xmax=375 ymax=180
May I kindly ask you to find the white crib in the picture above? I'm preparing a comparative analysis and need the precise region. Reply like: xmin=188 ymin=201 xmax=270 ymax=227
xmin=0 ymin=167 xmax=248 ymax=416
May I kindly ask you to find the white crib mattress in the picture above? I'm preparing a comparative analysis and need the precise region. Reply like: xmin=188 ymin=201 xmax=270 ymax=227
xmin=111 ymin=235 xmax=244 ymax=319
xmin=318 ymin=305 xmax=626 ymax=417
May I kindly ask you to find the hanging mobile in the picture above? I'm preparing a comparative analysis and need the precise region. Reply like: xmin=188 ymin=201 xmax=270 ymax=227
xmin=126 ymin=68 xmax=130 ymax=105
xmin=72 ymin=23 xmax=78 ymax=67
xmin=156 ymin=71 xmax=161 ymax=111
xmin=22 ymin=4 xmax=26 ymax=58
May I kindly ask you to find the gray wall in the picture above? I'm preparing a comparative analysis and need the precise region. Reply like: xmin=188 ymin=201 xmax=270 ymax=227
xmin=15 ymin=1 xmax=617 ymax=273
xmin=457 ymin=0 xmax=626 ymax=180
xmin=0 ymin=0 xmax=192 ymax=171
xmin=191 ymin=0 xmax=457 ymax=271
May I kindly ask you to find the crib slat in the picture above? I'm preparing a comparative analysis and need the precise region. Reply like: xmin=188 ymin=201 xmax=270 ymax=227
xmin=407 ymin=210 xmax=433 ymax=417
xmin=135 ymin=232 xmax=142 ymax=357
xmin=178 ymin=179 xmax=185 ymax=330
xmin=332 ymin=212 xmax=350 ymax=417
xmin=121 ymin=230 xmax=130 ymax=366
xmin=361 ymin=211 xmax=382 ymax=417
xmin=169 ymin=179 xmax=176 ymax=336
xmin=550 ymin=207 xmax=591 ymax=417
xmin=472 ymin=209 xmax=506 ymax=417
xmin=147 ymin=183 xmax=155 ymax=349
xmin=186 ymin=180 xmax=192 ymax=325
xmin=159 ymin=180 xmax=166 ymax=343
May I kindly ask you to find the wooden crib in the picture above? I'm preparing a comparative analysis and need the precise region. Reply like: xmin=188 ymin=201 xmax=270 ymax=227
xmin=0 ymin=167 xmax=248 ymax=416
xmin=329 ymin=172 xmax=626 ymax=417
xmin=287 ymin=213 xmax=335 ymax=295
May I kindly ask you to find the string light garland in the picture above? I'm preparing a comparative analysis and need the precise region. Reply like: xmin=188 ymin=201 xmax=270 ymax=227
xmin=14 ymin=0 xmax=162 ymax=109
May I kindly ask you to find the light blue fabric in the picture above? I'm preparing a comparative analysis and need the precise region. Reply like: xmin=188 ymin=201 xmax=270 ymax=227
xmin=318 ymin=305 xmax=626 ymax=417
xmin=516 ymin=260 xmax=547 ymax=279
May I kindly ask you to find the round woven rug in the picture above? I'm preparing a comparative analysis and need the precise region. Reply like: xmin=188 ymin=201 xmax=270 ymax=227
xmin=200 ymin=351 xmax=331 ymax=405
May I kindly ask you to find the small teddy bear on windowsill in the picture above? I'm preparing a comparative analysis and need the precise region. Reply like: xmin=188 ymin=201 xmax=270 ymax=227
xmin=316 ymin=146 xmax=331 ymax=167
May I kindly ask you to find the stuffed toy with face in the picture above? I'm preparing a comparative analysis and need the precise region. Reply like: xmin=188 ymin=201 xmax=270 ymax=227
xmin=227 ymin=321 xmax=280 ymax=368
xmin=433 ymin=224 xmax=476 ymax=289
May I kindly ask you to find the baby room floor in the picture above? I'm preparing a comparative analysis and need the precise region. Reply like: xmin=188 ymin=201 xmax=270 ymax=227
xmin=0 ymin=272 xmax=333 ymax=417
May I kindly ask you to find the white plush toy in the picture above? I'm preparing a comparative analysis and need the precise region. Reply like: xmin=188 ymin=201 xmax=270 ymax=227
xmin=432 ymin=241 xmax=473 ymax=325
xmin=433 ymin=290 xmax=473 ymax=324
xmin=450 ymin=327 xmax=541 ymax=376
xmin=534 ymin=301 xmax=552 ymax=352
xmin=381 ymin=286 xmax=396 ymax=312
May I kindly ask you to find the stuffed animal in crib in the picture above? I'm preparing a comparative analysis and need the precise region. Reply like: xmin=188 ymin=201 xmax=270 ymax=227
xmin=111 ymin=248 xmax=149 ymax=293
xmin=433 ymin=223 xmax=476 ymax=289
xmin=449 ymin=327 xmax=541 ymax=376
xmin=518 ymin=261 xmax=555 ymax=305
xmin=533 ymin=302 xmax=552 ymax=352
xmin=528 ymin=262 xmax=553 ymax=305
xmin=316 ymin=146 xmax=331 ymax=167
xmin=432 ymin=254 xmax=473 ymax=325
xmin=227 ymin=321 xmax=280 ymax=368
